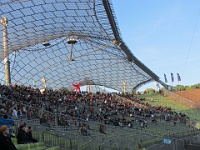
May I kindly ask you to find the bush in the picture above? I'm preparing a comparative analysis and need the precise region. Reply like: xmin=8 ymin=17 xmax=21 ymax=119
xmin=174 ymin=85 xmax=185 ymax=91
xmin=144 ymin=88 xmax=156 ymax=94
xmin=184 ymin=85 xmax=190 ymax=90
xmin=162 ymin=83 xmax=200 ymax=92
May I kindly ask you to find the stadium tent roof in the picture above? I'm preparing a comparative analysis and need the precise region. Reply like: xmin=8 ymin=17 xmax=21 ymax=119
xmin=0 ymin=0 xmax=165 ymax=92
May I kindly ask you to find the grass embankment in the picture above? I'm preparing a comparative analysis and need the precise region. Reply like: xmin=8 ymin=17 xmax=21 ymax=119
xmin=138 ymin=93 xmax=200 ymax=122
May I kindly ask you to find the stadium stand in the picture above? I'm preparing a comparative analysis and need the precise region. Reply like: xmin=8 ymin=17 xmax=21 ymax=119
xmin=0 ymin=0 xmax=200 ymax=150
xmin=0 ymin=84 xmax=199 ymax=150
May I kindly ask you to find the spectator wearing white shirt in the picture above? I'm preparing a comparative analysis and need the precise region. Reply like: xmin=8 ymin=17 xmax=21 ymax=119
xmin=12 ymin=107 xmax=18 ymax=119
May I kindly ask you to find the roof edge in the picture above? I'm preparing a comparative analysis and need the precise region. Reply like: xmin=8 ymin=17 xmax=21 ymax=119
xmin=102 ymin=0 xmax=160 ymax=82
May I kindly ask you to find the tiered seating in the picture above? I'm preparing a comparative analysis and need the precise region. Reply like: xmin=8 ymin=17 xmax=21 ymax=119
xmin=12 ymin=137 xmax=60 ymax=150
xmin=15 ymin=142 xmax=46 ymax=150
xmin=44 ymin=146 xmax=60 ymax=150
xmin=1 ymin=83 xmax=198 ymax=150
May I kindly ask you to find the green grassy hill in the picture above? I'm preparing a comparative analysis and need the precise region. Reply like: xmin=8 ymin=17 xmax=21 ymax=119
xmin=138 ymin=93 xmax=200 ymax=122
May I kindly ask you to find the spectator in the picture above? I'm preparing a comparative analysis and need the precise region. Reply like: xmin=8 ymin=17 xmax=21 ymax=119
xmin=12 ymin=107 xmax=18 ymax=119
xmin=99 ymin=123 xmax=106 ymax=134
xmin=0 ymin=125 xmax=17 ymax=150
xmin=26 ymin=126 xmax=38 ymax=143
xmin=0 ymin=102 xmax=7 ymax=114
xmin=138 ymin=143 xmax=146 ymax=150
xmin=144 ymin=119 xmax=148 ymax=127
xmin=79 ymin=124 xmax=90 ymax=136
xmin=17 ymin=122 xmax=28 ymax=144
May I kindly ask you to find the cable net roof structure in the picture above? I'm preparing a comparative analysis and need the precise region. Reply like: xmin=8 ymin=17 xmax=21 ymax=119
xmin=0 ymin=0 xmax=163 ymax=92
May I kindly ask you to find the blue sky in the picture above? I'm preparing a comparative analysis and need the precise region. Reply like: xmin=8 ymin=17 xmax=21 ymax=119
xmin=112 ymin=0 xmax=200 ymax=91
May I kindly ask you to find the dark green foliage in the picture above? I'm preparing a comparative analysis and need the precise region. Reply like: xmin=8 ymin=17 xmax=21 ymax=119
xmin=185 ymin=85 xmax=190 ymax=90
xmin=171 ymin=83 xmax=200 ymax=91
xmin=174 ymin=85 xmax=185 ymax=91
xmin=144 ymin=88 xmax=157 ymax=94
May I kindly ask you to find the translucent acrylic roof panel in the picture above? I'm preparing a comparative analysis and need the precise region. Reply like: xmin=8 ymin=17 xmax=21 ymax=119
xmin=0 ymin=0 xmax=163 ymax=92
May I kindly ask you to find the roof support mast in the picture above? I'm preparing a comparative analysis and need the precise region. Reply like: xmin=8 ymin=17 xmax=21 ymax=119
xmin=1 ymin=16 xmax=11 ymax=85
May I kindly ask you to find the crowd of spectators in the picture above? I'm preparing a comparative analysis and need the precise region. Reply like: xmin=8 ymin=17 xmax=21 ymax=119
xmin=0 ymin=84 xmax=190 ymax=134
xmin=0 ymin=83 xmax=193 ymax=150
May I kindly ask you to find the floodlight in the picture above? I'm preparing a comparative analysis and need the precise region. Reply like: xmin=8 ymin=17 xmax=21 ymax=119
xmin=67 ymin=36 xmax=78 ymax=61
